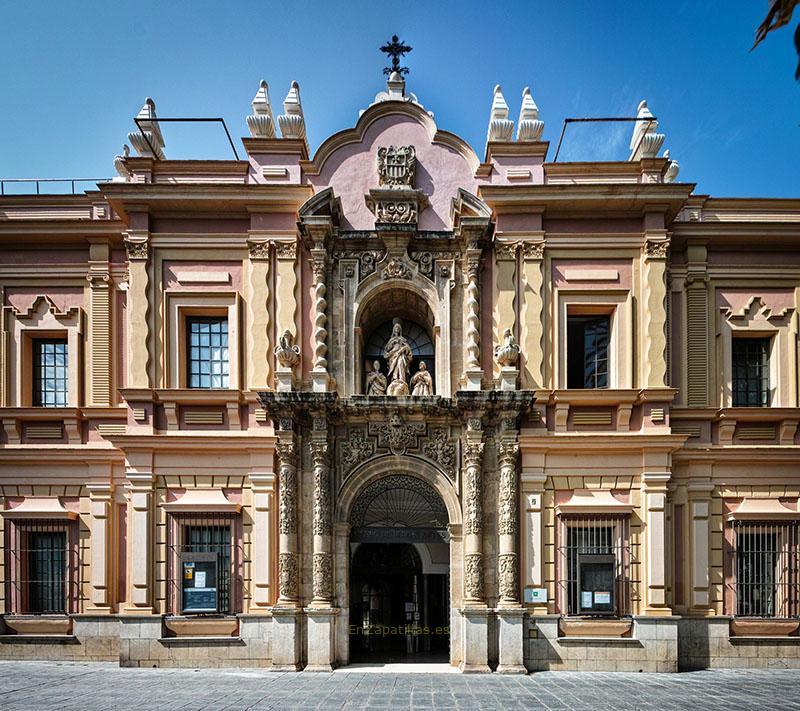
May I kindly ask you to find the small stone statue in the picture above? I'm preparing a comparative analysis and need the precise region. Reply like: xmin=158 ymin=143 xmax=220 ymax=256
xmin=384 ymin=319 xmax=413 ymax=396
xmin=366 ymin=360 xmax=387 ymax=396
xmin=494 ymin=328 xmax=520 ymax=367
xmin=410 ymin=361 xmax=433 ymax=397
xmin=274 ymin=329 xmax=300 ymax=368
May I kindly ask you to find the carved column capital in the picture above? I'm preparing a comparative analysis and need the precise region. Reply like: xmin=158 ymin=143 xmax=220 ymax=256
xmin=247 ymin=239 xmax=271 ymax=260
xmin=124 ymin=235 xmax=149 ymax=261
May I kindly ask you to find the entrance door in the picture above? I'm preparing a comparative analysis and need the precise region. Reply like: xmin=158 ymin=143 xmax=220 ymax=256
xmin=349 ymin=542 xmax=449 ymax=662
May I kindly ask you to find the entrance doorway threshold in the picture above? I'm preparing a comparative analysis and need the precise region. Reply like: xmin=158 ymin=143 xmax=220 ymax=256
xmin=336 ymin=662 xmax=459 ymax=674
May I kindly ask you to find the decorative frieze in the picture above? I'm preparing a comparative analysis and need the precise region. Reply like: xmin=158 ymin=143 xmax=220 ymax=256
xmin=339 ymin=427 xmax=375 ymax=470
xmin=422 ymin=427 xmax=456 ymax=478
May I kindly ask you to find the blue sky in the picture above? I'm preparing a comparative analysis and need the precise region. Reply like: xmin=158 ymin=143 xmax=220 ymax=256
xmin=1 ymin=0 xmax=797 ymax=197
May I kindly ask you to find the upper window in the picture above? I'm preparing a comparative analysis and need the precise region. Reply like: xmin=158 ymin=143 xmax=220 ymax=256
xmin=732 ymin=337 xmax=770 ymax=407
xmin=567 ymin=315 xmax=609 ymax=389
xmin=32 ymin=338 xmax=68 ymax=407
xmin=186 ymin=317 xmax=229 ymax=389
xmin=731 ymin=520 xmax=799 ymax=618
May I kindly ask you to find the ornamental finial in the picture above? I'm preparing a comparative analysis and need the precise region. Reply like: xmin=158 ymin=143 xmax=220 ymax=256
xmin=380 ymin=35 xmax=412 ymax=76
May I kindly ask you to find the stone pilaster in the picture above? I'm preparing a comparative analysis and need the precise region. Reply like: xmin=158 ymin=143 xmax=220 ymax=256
xmin=463 ymin=246 xmax=483 ymax=390
xmin=245 ymin=238 xmax=272 ymax=389
xmin=641 ymin=234 xmax=670 ymax=388
xmin=122 ymin=468 xmax=154 ymax=614
xmin=86 ymin=481 xmax=113 ymax=611
xmin=273 ymin=238 xmax=299 ymax=391
xmin=87 ymin=239 xmax=112 ymax=406
xmin=519 ymin=239 xmax=545 ymax=389
xmin=521 ymin=466 xmax=548 ymax=613
xmin=248 ymin=470 xmax=275 ymax=611
xmin=685 ymin=241 xmax=710 ymax=407
xmin=493 ymin=241 xmax=517 ymax=381
xmin=642 ymin=472 xmax=672 ymax=615
xmin=688 ymin=480 xmax=715 ymax=613
xmin=124 ymin=231 xmax=151 ymax=389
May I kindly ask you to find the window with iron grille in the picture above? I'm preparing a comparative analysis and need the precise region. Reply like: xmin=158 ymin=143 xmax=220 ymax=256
xmin=732 ymin=337 xmax=771 ymax=407
xmin=32 ymin=338 xmax=68 ymax=407
xmin=567 ymin=316 xmax=609 ymax=389
xmin=3 ymin=519 xmax=78 ymax=614
xmin=730 ymin=520 xmax=799 ymax=618
xmin=558 ymin=514 xmax=632 ymax=616
xmin=186 ymin=317 xmax=229 ymax=389
xmin=167 ymin=513 xmax=239 ymax=615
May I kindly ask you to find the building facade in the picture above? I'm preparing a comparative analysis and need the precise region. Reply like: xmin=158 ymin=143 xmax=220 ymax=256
xmin=0 ymin=65 xmax=799 ymax=672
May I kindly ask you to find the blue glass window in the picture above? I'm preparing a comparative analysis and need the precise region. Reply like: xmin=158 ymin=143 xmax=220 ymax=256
xmin=32 ymin=339 xmax=68 ymax=407
xmin=187 ymin=317 xmax=229 ymax=389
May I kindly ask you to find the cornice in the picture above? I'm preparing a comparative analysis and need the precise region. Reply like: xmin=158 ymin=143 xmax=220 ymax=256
xmin=0 ymin=220 xmax=125 ymax=240
xmin=478 ymin=182 xmax=695 ymax=220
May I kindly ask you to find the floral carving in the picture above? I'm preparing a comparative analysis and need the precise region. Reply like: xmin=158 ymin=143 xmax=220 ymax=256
xmin=371 ymin=413 xmax=425 ymax=455
xmin=312 ymin=552 xmax=333 ymax=600
xmin=464 ymin=553 xmax=484 ymax=600
xmin=311 ymin=441 xmax=331 ymax=536
xmin=276 ymin=440 xmax=297 ymax=535
xmin=247 ymin=240 xmax=270 ymax=260
xmin=497 ymin=442 xmax=519 ymax=536
xmin=410 ymin=251 xmax=433 ymax=278
xmin=498 ymin=553 xmax=518 ymax=602
xmin=274 ymin=241 xmax=297 ymax=259
xmin=495 ymin=242 xmax=518 ymax=260
xmin=340 ymin=427 xmax=375 ymax=470
xmin=374 ymin=200 xmax=418 ymax=224
xmin=278 ymin=552 xmax=299 ymax=600
xmin=124 ymin=238 xmax=148 ymax=261
xmin=382 ymin=257 xmax=412 ymax=279
xmin=645 ymin=239 xmax=669 ymax=259
xmin=463 ymin=442 xmax=484 ymax=536
xmin=423 ymin=427 xmax=456 ymax=478
xmin=520 ymin=241 xmax=545 ymax=260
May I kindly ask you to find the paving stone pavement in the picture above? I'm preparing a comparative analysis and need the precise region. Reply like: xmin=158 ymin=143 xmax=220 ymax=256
xmin=0 ymin=661 xmax=799 ymax=710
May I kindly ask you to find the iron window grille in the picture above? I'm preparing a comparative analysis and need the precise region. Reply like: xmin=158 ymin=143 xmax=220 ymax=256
xmin=167 ymin=513 xmax=240 ymax=615
xmin=730 ymin=520 xmax=799 ymax=618
xmin=32 ymin=338 xmax=68 ymax=407
xmin=4 ymin=519 xmax=78 ymax=614
xmin=732 ymin=337 xmax=771 ymax=407
xmin=186 ymin=317 xmax=229 ymax=389
xmin=567 ymin=316 xmax=610 ymax=389
xmin=557 ymin=514 xmax=632 ymax=616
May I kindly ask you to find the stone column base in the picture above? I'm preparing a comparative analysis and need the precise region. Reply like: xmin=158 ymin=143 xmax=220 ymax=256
xmin=459 ymin=606 xmax=491 ymax=673
xmin=498 ymin=366 xmax=519 ymax=392
xmin=496 ymin=607 xmax=527 ymax=674
xmin=311 ymin=370 xmax=330 ymax=393
xmin=270 ymin=607 xmax=303 ymax=671
xmin=305 ymin=607 xmax=339 ymax=672
xmin=463 ymin=368 xmax=484 ymax=391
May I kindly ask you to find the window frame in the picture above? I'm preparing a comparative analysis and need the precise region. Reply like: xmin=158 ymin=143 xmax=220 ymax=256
xmin=556 ymin=513 xmax=633 ymax=617
xmin=31 ymin=337 xmax=70 ymax=407
xmin=184 ymin=315 xmax=230 ymax=390
xmin=3 ymin=518 xmax=78 ymax=615
xmin=731 ymin=335 xmax=772 ymax=407
xmin=167 ymin=512 xmax=241 ymax=616
xmin=728 ymin=519 xmax=800 ymax=619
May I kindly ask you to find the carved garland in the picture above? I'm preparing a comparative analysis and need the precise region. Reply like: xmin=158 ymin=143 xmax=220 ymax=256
xmin=276 ymin=440 xmax=298 ymax=535
xmin=278 ymin=552 xmax=299 ymax=600
xmin=497 ymin=553 xmax=518 ymax=601
xmin=311 ymin=441 xmax=332 ymax=537
xmin=312 ymin=552 xmax=333 ymax=600
xmin=464 ymin=553 xmax=484 ymax=600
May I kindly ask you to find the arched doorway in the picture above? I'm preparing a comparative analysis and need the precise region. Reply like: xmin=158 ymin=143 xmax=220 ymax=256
xmin=348 ymin=474 xmax=450 ymax=663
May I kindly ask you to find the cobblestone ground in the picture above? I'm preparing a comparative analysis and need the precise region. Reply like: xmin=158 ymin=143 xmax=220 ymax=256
xmin=1 ymin=661 xmax=799 ymax=710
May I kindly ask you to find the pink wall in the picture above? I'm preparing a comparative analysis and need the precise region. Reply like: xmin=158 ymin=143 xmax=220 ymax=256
xmin=552 ymin=259 xmax=632 ymax=290
xmin=5 ymin=287 xmax=84 ymax=313
xmin=715 ymin=288 xmax=795 ymax=315
xmin=308 ymin=113 xmax=478 ymax=231
xmin=163 ymin=261 xmax=243 ymax=292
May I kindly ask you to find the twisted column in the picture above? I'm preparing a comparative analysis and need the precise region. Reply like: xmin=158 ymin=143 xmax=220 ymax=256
xmin=465 ymin=262 xmax=481 ymax=369
xmin=310 ymin=249 xmax=329 ymax=392
xmin=276 ymin=429 xmax=299 ymax=606
xmin=497 ymin=440 xmax=520 ymax=605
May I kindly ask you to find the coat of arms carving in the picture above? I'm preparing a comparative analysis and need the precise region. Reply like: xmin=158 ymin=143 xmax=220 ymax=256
xmin=377 ymin=145 xmax=416 ymax=188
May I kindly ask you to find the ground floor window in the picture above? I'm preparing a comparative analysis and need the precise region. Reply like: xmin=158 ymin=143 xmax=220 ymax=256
xmin=730 ymin=520 xmax=799 ymax=618
xmin=3 ymin=519 xmax=77 ymax=614
xmin=557 ymin=514 xmax=631 ymax=616
xmin=167 ymin=513 xmax=240 ymax=615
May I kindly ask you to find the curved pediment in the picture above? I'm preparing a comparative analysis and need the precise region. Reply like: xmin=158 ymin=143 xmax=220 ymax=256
xmin=305 ymin=100 xmax=481 ymax=231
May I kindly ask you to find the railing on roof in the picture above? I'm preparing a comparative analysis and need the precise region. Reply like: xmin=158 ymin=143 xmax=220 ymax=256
xmin=0 ymin=178 xmax=112 ymax=196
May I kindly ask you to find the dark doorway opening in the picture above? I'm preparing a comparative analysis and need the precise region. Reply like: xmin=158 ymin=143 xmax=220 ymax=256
xmin=349 ymin=542 xmax=449 ymax=663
